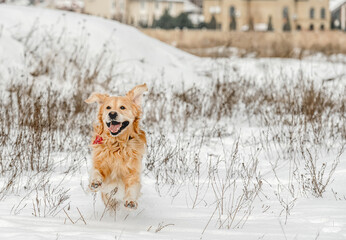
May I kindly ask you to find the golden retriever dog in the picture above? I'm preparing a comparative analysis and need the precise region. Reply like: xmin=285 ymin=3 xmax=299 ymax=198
xmin=85 ymin=84 xmax=148 ymax=210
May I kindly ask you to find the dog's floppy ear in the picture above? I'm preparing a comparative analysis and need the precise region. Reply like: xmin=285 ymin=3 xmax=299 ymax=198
xmin=126 ymin=83 xmax=148 ymax=106
xmin=85 ymin=93 xmax=109 ymax=104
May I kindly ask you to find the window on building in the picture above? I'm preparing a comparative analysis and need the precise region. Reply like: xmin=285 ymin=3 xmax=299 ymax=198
xmin=155 ymin=1 xmax=159 ymax=9
xmin=229 ymin=6 xmax=236 ymax=30
xmin=321 ymin=8 xmax=325 ymax=19
xmin=310 ymin=8 xmax=315 ymax=19
xmin=283 ymin=7 xmax=289 ymax=19
xmin=296 ymin=25 xmax=301 ymax=31
xmin=320 ymin=24 xmax=325 ymax=30
xmin=141 ymin=0 xmax=145 ymax=9
xmin=283 ymin=7 xmax=291 ymax=31
xmin=230 ymin=6 xmax=235 ymax=17
xmin=309 ymin=24 xmax=314 ymax=30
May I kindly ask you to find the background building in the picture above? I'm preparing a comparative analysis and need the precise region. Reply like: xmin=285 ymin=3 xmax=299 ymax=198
xmin=203 ymin=0 xmax=331 ymax=31
xmin=84 ymin=0 xmax=185 ymax=27
xmin=184 ymin=0 xmax=203 ymax=25
xmin=53 ymin=0 xmax=84 ymax=12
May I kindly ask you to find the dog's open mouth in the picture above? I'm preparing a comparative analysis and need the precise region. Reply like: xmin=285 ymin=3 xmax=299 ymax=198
xmin=106 ymin=121 xmax=129 ymax=136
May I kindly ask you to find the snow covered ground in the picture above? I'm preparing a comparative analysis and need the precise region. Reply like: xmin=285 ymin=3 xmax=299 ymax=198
xmin=0 ymin=5 xmax=345 ymax=240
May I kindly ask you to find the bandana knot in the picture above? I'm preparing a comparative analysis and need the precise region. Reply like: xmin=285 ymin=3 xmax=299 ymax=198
xmin=93 ymin=135 xmax=103 ymax=144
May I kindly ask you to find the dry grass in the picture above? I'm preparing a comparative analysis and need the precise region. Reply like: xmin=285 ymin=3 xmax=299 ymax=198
xmin=141 ymin=29 xmax=346 ymax=58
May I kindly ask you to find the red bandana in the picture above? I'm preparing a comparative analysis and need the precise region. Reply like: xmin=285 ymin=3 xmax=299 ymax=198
xmin=93 ymin=135 xmax=103 ymax=144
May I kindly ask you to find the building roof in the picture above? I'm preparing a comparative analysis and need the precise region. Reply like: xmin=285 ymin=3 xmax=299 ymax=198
xmin=330 ymin=0 xmax=346 ymax=11
xmin=184 ymin=0 xmax=201 ymax=13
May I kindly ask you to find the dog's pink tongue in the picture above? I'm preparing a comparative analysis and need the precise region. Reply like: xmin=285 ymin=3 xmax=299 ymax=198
xmin=109 ymin=124 xmax=121 ymax=133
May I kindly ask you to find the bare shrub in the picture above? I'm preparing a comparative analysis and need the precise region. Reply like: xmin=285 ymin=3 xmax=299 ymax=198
xmin=14 ymin=20 xmax=110 ymax=87
xmin=143 ymin=78 xmax=245 ymax=132
xmin=31 ymin=179 xmax=70 ymax=217
xmin=297 ymin=146 xmax=344 ymax=198
xmin=144 ymin=133 xmax=205 ymax=196
xmin=208 ymin=140 xmax=262 ymax=229
xmin=0 ymin=80 xmax=90 ymax=206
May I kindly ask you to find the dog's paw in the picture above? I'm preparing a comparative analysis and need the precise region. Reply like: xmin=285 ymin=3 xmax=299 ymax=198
xmin=89 ymin=179 xmax=102 ymax=192
xmin=124 ymin=200 xmax=138 ymax=210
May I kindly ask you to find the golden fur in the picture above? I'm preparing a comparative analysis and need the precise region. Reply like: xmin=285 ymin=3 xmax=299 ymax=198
xmin=85 ymin=84 xmax=148 ymax=210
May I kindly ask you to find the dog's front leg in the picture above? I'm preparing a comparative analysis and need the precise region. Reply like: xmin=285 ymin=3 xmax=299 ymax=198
xmin=122 ymin=172 xmax=141 ymax=209
xmin=89 ymin=167 xmax=104 ymax=192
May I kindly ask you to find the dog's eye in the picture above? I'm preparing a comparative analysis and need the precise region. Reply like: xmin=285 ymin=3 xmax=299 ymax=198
xmin=106 ymin=106 xmax=111 ymax=110
xmin=120 ymin=106 xmax=126 ymax=110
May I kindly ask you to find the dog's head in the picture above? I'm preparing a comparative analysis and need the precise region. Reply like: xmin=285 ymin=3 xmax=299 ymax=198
xmin=85 ymin=84 xmax=148 ymax=137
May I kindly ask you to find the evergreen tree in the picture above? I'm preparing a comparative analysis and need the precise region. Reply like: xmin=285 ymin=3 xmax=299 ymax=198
xmin=198 ymin=22 xmax=208 ymax=29
xmin=151 ymin=14 xmax=157 ymax=28
xmin=283 ymin=15 xmax=291 ymax=31
xmin=175 ymin=12 xmax=194 ymax=29
xmin=154 ymin=9 xmax=175 ymax=29
xmin=208 ymin=15 xmax=217 ymax=29
xmin=230 ymin=15 xmax=236 ymax=30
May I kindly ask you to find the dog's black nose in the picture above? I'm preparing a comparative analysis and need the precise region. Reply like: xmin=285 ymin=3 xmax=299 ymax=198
xmin=109 ymin=111 xmax=117 ymax=119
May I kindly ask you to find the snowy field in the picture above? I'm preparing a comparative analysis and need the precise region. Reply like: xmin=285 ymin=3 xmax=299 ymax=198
xmin=0 ymin=5 xmax=346 ymax=240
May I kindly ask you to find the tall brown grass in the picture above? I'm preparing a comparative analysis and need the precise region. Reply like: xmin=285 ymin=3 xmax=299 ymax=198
xmin=141 ymin=29 xmax=346 ymax=58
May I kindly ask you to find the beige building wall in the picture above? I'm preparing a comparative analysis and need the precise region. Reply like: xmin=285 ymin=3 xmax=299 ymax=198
xmin=84 ymin=0 xmax=114 ymax=19
xmin=203 ymin=0 xmax=330 ymax=32
xmin=84 ymin=0 xmax=184 ymax=27
xmin=220 ymin=0 xmax=248 ymax=31
xmin=203 ymin=0 xmax=222 ymax=27
xmin=295 ymin=0 xmax=330 ymax=30
xmin=248 ymin=0 xmax=289 ymax=31
xmin=127 ymin=0 xmax=184 ymax=26
xmin=84 ymin=0 xmax=130 ymax=22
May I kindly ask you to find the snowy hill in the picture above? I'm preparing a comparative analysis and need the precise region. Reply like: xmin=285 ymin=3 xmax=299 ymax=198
xmin=0 ymin=5 xmax=346 ymax=240
xmin=0 ymin=5 xmax=201 ymax=90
